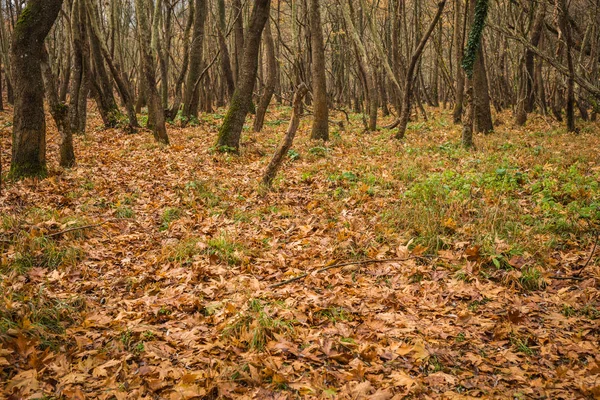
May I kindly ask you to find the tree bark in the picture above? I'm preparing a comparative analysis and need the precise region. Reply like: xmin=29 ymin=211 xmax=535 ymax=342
xmin=309 ymin=0 xmax=328 ymax=140
xmin=217 ymin=0 xmax=235 ymax=99
xmin=182 ymin=0 xmax=207 ymax=121
xmin=452 ymin=0 xmax=465 ymax=123
xmin=10 ymin=0 xmax=64 ymax=179
xmin=558 ymin=0 xmax=576 ymax=132
xmin=166 ymin=0 xmax=194 ymax=120
xmin=85 ymin=4 xmax=120 ymax=128
xmin=41 ymin=47 xmax=75 ymax=168
xmin=216 ymin=0 xmax=271 ymax=152
xmin=85 ymin=0 xmax=138 ymax=130
xmin=341 ymin=0 xmax=378 ymax=131
xmin=135 ymin=0 xmax=169 ymax=144
xmin=232 ymin=0 xmax=245 ymax=85
xmin=473 ymin=47 xmax=493 ymax=133
xmin=253 ymin=21 xmax=276 ymax=132
xmin=396 ymin=0 xmax=446 ymax=139
xmin=262 ymin=84 xmax=308 ymax=187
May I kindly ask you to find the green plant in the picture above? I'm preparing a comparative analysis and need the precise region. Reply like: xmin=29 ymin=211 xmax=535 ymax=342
xmin=222 ymin=299 xmax=293 ymax=350
xmin=160 ymin=207 xmax=181 ymax=230
xmin=207 ymin=233 xmax=244 ymax=265
xmin=167 ymin=237 xmax=201 ymax=265
xmin=288 ymin=149 xmax=300 ymax=161
xmin=520 ymin=267 xmax=544 ymax=291
xmin=115 ymin=206 xmax=134 ymax=219
xmin=309 ymin=146 xmax=328 ymax=157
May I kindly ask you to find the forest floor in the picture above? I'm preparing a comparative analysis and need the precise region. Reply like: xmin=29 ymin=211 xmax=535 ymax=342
xmin=0 ymin=104 xmax=599 ymax=399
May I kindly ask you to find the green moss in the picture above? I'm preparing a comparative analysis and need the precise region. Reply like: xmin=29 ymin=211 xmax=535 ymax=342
xmin=9 ymin=162 xmax=48 ymax=180
xmin=16 ymin=6 xmax=32 ymax=26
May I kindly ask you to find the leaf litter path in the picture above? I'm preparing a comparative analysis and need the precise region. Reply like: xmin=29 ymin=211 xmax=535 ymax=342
xmin=1 ymin=108 xmax=599 ymax=399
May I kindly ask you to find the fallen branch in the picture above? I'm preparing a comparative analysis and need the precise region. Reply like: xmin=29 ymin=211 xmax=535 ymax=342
xmin=575 ymin=229 xmax=599 ymax=276
xmin=551 ymin=275 xmax=586 ymax=281
xmin=47 ymin=221 xmax=109 ymax=238
xmin=262 ymin=83 xmax=309 ymax=187
xmin=270 ymin=256 xmax=434 ymax=288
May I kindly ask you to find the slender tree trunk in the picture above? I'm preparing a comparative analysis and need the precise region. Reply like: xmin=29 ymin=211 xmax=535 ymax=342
xmin=166 ymin=0 xmax=194 ymax=120
xmin=85 ymin=0 xmax=138 ymax=129
xmin=86 ymin=5 xmax=120 ymax=128
xmin=473 ymin=47 xmax=493 ymax=133
xmin=341 ymin=0 xmax=377 ymax=131
xmin=462 ymin=76 xmax=475 ymax=148
xmin=262 ymin=84 xmax=308 ymax=187
xmin=396 ymin=0 xmax=446 ymax=139
xmin=10 ymin=0 xmax=64 ymax=179
xmin=41 ymin=47 xmax=75 ymax=168
xmin=452 ymin=0 xmax=465 ymax=123
xmin=69 ymin=0 xmax=89 ymax=135
xmin=232 ymin=0 xmax=244 ymax=85
xmin=216 ymin=0 xmax=271 ymax=151
xmin=558 ymin=0 xmax=576 ymax=132
xmin=135 ymin=0 xmax=169 ymax=144
xmin=217 ymin=0 xmax=235 ymax=99
xmin=253 ymin=21 xmax=276 ymax=132
xmin=525 ymin=2 xmax=545 ymax=112
xmin=182 ymin=0 xmax=206 ymax=121
xmin=309 ymin=0 xmax=328 ymax=140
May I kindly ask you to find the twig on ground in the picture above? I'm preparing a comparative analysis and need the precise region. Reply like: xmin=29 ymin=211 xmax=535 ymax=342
xmin=47 ymin=221 xmax=110 ymax=238
xmin=270 ymin=256 xmax=435 ymax=288
xmin=576 ymin=230 xmax=599 ymax=276
xmin=551 ymin=275 xmax=586 ymax=281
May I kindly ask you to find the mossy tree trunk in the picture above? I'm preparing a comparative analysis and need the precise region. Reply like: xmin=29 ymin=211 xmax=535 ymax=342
xmin=216 ymin=0 xmax=271 ymax=152
xmin=10 ymin=0 xmax=64 ymax=179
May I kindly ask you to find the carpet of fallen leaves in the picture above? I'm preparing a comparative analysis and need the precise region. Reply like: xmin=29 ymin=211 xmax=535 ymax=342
xmin=1 ymin=104 xmax=599 ymax=399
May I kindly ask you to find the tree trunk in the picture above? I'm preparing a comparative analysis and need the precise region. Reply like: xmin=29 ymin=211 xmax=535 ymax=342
xmin=10 ymin=0 xmax=64 ymax=179
xmin=41 ymin=47 xmax=75 ymax=168
xmin=232 ymin=0 xmax=245 ymax=85
xmin=525 ymin=2 xmax=545 ymax=113
xmin=452 ymin=0 xmax=465 ymax=123
xmin=262 ymin=84 xmax=308 ymax=187
xmin=341 ymin=0 xmax=377 ymax=131
xmin=473 ymin=47 xmax=493 ymax=133
xmin=216 ymin=0 xmax=271 ymax=152
xmin=69 ymin=0 xmax=89 ymax=135
xmin=86 ymin=5 xmax=120 ymax=128
xmin=253 ymin=21 xmax=276 ymax=132
xmin=166 ymin=0 xmax=194 ymax=120
xmin=309 ymin=0 xmax=329 ymax=140
xmin=135 ymin=0 xmax=169 ymax=144
xmin=396 ymin=0 xmax=446 ymax=139
xmin=182 ymin=0 xmax=207 ymax=121
xmin=462 ymin=76 xmax=475 ymax=148
xmin=85 ymin=0 xmax=138 ymax=130
xmin=217 ymin=0 xmax=235 ymax=99
xmin=558 ymin=0 xmax=576 ymax=132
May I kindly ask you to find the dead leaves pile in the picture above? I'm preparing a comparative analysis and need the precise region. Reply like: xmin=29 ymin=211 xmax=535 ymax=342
xmin=0 ymin=107 xmax=599 ymax=399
